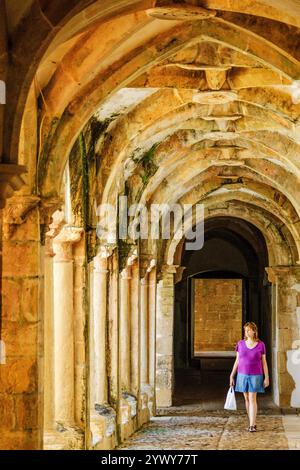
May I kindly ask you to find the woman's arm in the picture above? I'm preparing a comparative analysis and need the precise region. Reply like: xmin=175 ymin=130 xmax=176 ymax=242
xmin=230 ymin=352 xmax=239 ymax=386
xmin=262 ymin=354 xmax=269 ymax=388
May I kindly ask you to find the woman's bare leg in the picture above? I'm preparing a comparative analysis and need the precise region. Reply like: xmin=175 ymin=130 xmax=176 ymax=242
xmin=248 ymin=392 xmax=257 ymax=427
xmin=243 ymin=392 xmax=250 ymax=422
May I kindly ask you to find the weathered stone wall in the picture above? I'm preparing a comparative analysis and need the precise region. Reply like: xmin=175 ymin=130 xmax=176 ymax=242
xmin=0 ymin=201 xmax=42 ymax=450
xmin=193 ymin=278 xmax=242 ymax=352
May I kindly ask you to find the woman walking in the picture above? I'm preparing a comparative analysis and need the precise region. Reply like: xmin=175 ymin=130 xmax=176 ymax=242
xmin=230 ymin=322 xmax=269 ymax=432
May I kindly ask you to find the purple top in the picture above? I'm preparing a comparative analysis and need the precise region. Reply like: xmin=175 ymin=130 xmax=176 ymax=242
xmin=235 ymin=339 xmax=266 ymax=375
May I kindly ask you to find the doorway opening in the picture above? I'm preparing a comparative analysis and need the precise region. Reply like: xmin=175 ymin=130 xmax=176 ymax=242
xmin=173 ymin=217 xmax=275 ymax=410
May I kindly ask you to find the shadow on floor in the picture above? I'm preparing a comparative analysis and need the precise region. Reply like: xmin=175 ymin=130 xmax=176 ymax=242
xmin=168 ymin=367 xmax=278 ymax=413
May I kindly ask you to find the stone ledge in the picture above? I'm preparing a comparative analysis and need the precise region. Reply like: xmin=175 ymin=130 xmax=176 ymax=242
xmin=94 ymin=403 xmax=116 ymax=437
xmin=122 ymin=392 xmax=137 ymax=418
xmin=90 ymin=405 xmax=117 ymax=450
xmin=44 ymin=424 xmax=84 ymax=450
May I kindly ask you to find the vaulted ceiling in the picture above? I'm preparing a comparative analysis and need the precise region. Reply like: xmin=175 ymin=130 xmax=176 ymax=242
xmin=4 ymin=0 xmax=300 ymax=265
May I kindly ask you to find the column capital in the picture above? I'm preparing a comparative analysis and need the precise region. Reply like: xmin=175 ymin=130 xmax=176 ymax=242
xmin=157 ymin=263 xmax=180 ymax=281
xmin=0 ymin=163 xmax=27 ymax=209
xmin=121 ymin=265 xmax=132 ymax=280
xmin=97 ymin=244 xmax=115 ymax=259
xmin=53 ymin=226 xmax=83 ymax=262
xmin=265 ymin=265 xmax=300 ymax=283
xmin=45 ymin=210 xmax=66 ymax=257
xmin=40 ymin=197 xmax=63 ymax=227
xmin=2 ymin=194 xmax=63 ymax=240
xmin=161 ymin=264 xmax=180 ymax=275
xmin=2 ymin=194 xmax=40 ymax=238
xmin=3 ymin=193 xmax=39 ymax=221
xmin=94 ymin=254 xmax=109 ymax=274
xmin=127 ymin=248 xmax=138 ymax=266
xmin=175 ymin=266 xmax=186 ymax=284
xmin=140 ymin=253 xmax=156 ymax=278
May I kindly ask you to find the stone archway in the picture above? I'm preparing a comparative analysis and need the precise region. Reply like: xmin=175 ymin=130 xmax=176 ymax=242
xmin=2 ymin=0 xmax=300 ymax=451
xmin=173 ymin=216 xmax=272 ymax=409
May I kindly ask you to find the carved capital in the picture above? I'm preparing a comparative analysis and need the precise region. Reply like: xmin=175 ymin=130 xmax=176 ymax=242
xmin=175 ymin=266 xmax=186 ymax=284
xmin=40 ymin=198 xmax=63 ymax=227
xmin=140 ymin=253 xmax=156 ymax=278
xmin=265 ymin=265 xmax=300 ymax=283
xmin=0 ymin=163 xmax=27 ymax=209
xmin=161 ymin=264 xmax=179 ymax=275
xmin=53 ymin=226 xmax=83 ymax=262
xmin=157 ymin=263 xmax=179 ymax=281
xmin=3 ymin=195 xmax=40 ymax=225
xmin=120 ymin=265 xmax=132 ymax=280
xmin=3 ymin=195 xmax=40 ymax=238
xmin=94 ymin=250 xmax=110 ymax=274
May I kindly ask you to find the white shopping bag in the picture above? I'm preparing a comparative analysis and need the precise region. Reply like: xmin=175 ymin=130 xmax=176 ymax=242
xmin=224 ymin=386 xmax=237 ymax=410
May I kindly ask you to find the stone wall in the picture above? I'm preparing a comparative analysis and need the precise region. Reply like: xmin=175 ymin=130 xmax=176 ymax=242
xmin=0 ymin=201 xmax=42 ymax=450
xmin=193 ymin=279 xmax=242 ymax=352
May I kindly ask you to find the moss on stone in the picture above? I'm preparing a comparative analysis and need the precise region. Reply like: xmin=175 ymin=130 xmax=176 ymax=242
xmin=118 ymin=239 xmax=132 ymax=272
xmin=130 ymin=143 xmax=160 ymax=202
xmin=37 ymin=117 xmax=60 ymax=192
xmin=79 ymin=132 xmax=89 ymax=231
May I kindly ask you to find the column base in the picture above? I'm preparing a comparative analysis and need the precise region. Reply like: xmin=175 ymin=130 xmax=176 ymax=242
xmin=118 ymin=393 xmax=138 ymax=442
xmin=44 ymin=424 xmax=84 ymax=450
xmin=156 ymin=385 xmax=172 ymax=408
xmin=138 ymin=384 xmax=154 ymax=426
xmin=90 ymin=404 xmax=117 ymax=450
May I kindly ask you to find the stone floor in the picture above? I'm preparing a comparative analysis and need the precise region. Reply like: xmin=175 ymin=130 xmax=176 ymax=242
xmin=117 ymin=367 xmax=300 ymax=450
xmin=117 ymin=412 xmax=290 ymax=450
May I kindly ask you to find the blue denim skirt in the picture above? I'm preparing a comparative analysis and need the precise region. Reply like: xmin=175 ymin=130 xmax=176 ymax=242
xmin=235 ymin=373 xmax=265 ymax=393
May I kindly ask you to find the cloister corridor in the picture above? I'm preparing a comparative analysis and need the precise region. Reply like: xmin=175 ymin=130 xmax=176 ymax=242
xmin=117 ymin=370 xmax=300 ymax=450
xmin=1 ymin=0 xmax=300 ymax=452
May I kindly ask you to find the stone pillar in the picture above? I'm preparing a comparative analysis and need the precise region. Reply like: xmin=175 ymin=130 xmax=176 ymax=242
xmin=265 ymin=266 xmax=300 ymax=408
xmin=0 ymin=196 xmax=42 ymax=449
xmin=138 ymin=256 xmax=156 ymax=423
xmin=140 ymin=275 xmax=149 ymax=386
xmin=130 ymin=260 xmax=140 ymax=398
xmin=120 ymin=265 xmax=132 ymax=392
xmin=108 ymin=248 xmax=119 ymax=407
xmin=148 ymin=265 xmax=157 ymax=391
xmin=89 ymin=246 xmax=117 ymax=450
xmin=93 ymin=250 xmax=109 ymax=406
xmin=118 ymin=250 xmax=139 ymax=441
xmin=73 ymin=237 xmax=87 ymax=429
xmin=52 ymin=227 xmax=83 ymax=438
xmin=156 ymin=264 xmax=178 ymax=408
xmin=148 ymin=262 xmax=157 ymax=416
xmin=43 ymin=209 xmax=64 ymax=435
xmin=43 ymin=236 xmax=55 ymax=432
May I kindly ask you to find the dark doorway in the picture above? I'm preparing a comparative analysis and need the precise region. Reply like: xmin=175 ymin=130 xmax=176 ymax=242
xmin=173 ymin=216 xmax=274 ymax=409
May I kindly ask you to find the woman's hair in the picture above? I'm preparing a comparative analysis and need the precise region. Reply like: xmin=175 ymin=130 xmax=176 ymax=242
xmin=243 ymin=321 xmax=260 ymax=341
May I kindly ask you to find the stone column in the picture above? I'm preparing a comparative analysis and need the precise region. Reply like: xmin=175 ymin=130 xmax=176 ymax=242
xmin=140 ymin=275 xmax=149 ymax=385
xmin=93 ymin=249 xmax=110 ymax=406
xmin=52 ymin=227 xmax=83 ymax=427
xmin=43 ymin=236 xmax=55 ymax=431
xmin=89 ymin=246 xmax=117 ymax=450
xmin=148 ymin=261 xmax=157 ymax=416
xmin=118 ymin=251 xmax=139 ymax=441
xmin=108 ymin=248 xmax=119 ymax=407
xmin=130 ymin=260 xmax=140 ymax=398
xmin=139 ymin=257 xmax=157 ymax=417
xmin=119 ymin=265 xmax=132 ymax=392
xmin=43 ymin=209 xmax=64 ymax=434
xmin=156 ymin=264 xmax=178 ymax=407
xmin=265 ymin=266 xmax=300 ymax=408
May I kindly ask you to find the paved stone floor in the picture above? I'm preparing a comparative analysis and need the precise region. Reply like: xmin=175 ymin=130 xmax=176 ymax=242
xmin=117 ymin=411 xmax=295 ymax=450
xmin=117 ymin=368 xmax=300 ymax=450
